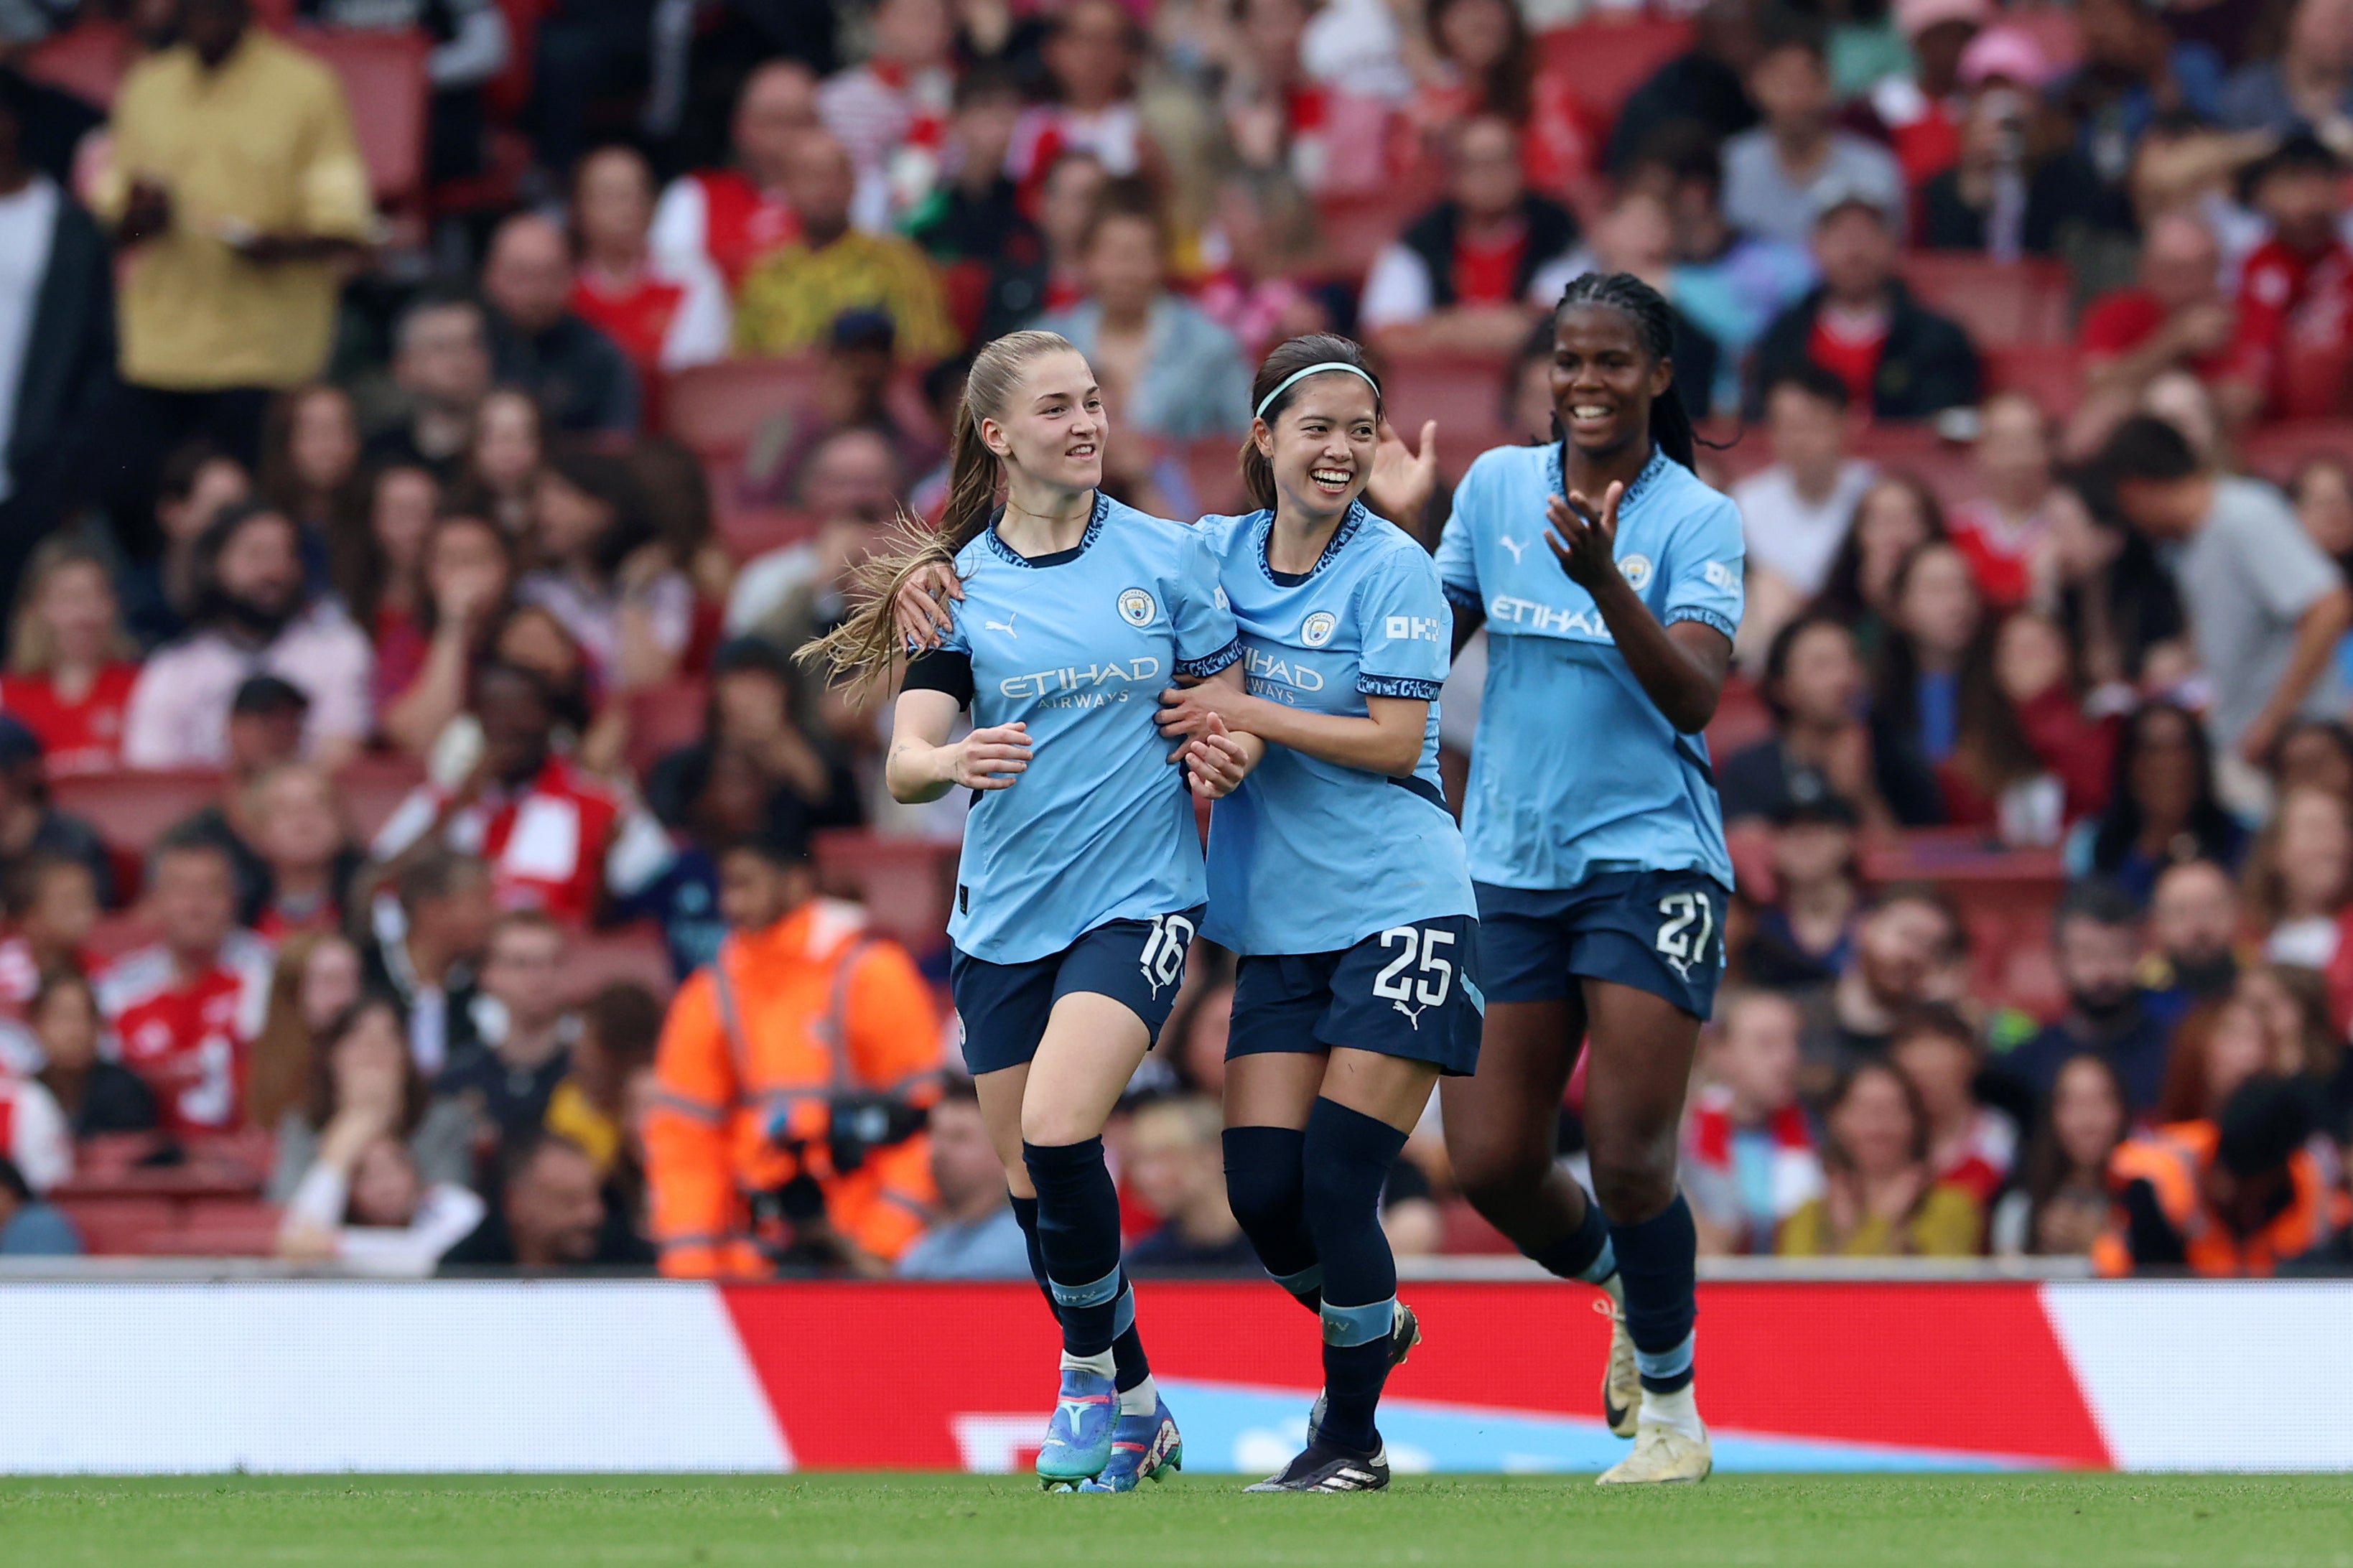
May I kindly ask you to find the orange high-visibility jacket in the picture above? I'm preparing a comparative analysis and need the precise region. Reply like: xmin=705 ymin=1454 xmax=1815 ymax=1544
xmin=2092 ymin=1119 xmax=2340 ymax=1278
xmin=646 ymin=897 xmax=943 ymax=1277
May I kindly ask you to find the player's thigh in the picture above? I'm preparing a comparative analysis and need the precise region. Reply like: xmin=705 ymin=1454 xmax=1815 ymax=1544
xmin=1439 ymin=994 xmax=1586 ymax=1185
xmin=973 ymin=1063 xmax=1035 ymax=1199
xmin=1225 ymin=1051 xmax=1328 ymax=1131
xmin=1320 ymin=1047 xmax=1440 ymax=1134
xmin=1021 ymin=991 xmax=1153 ymax=1147
xmin=1579 ymin=977 xmax=1704 ymax=1215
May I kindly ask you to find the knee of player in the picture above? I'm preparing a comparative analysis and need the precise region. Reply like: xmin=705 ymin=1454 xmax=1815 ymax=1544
xmin=1019 ymin=1104 xmax=1100 ymax=1149
xmin=1450 ymin=1144 xmax=1555 ymax=1212
xmin=1588 ymin=1149 xmax=1678 ymax=1223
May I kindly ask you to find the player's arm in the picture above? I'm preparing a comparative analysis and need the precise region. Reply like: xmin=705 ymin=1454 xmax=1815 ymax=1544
xmin=1546 ymin=485 xmax=1730 ymax=734
xmin=885 ymin=683 xmax=1030 ymax=804
xmin=1159 ymin=676 xmax=1427 ymax=777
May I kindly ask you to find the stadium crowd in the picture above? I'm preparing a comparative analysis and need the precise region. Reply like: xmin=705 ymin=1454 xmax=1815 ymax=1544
xmin=0 ymin=0 xmax=2350 ymax=1279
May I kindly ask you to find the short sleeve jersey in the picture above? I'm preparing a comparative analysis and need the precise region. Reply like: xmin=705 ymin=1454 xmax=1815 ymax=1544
xmin=1196 ymin=503 xmax=1475 ymax=956
xmin=910 ymin=495 xmax=1241 ymax=962
xmin=1434 ymin=444 xmax=1743 ymax=892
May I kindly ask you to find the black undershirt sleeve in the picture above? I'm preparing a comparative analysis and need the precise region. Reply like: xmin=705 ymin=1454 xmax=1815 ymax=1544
xmin=900 ymin=649 xmax=975 ymax=711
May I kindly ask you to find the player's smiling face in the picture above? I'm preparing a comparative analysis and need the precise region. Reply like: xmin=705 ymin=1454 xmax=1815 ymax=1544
xmin=1550 ymin=304 xmax=1672 ymax=461
xmin=1259 ymin=375 xmax=1378 ymax=525
xmin=985 ymin=349 xmax=1106 ymax=495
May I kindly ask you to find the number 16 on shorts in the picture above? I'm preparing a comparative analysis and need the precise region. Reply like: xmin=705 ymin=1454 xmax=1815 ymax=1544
xmin=1138 ymin=912 xmax=1196 ymax=999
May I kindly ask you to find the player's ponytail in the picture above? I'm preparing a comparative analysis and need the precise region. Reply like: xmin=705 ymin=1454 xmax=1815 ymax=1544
xmin=799 ymin=330 xmax=1077 ymax=694
xmin=1239 ymin=333 xmax=1382 ymax=513
xmin=1554 ymin=272 xmax=1720 ymax=473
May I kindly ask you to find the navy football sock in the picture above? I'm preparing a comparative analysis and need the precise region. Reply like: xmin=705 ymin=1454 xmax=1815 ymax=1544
xmin=1300 ymin=1098 xmax=1410 ymax=1453
xmin=1223 ymin=1125 xmax=1322 ymax=1312
xmin=1015 ymin=1188 xmax=1148 ymax=1389
xmin=1527 ymin=1183 xmax=1618 ymax=1284
xmin=1022 ymin=1137 xmax=1127 ymax=1359
xmin=1610 ymin=1193 xmax=1698 ymax=1394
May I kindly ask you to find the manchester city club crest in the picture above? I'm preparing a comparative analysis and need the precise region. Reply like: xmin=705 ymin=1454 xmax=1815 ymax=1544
xmin=1619 ymin=554 xmax=1653 ymax=590
xmin=1301 ymin=611 xmax=1338 ymax=647
xmin=1118 ymin=587 xmax=1158 ymax=626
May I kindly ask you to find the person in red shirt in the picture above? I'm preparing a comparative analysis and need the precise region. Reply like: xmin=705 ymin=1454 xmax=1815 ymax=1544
xmin=569 ymin=146 xmax=731 ymax=381
xmin=2078 ymin=210 xmax=2237 ymax=419
xmin=2227 ymin=134 xmax=2353 ymax=421
xmin=0 ymin=537 xmax=142 ymax=775
xmin=1947 ymin=391 xmax=2060 ymax=608
xmin=371 ymin=659 xmax=672 ymax=923
xmin=1410 ymin=0 xmax=1602 ymax=207
xmin=95 ymin=833 xmax=274 ymax=1136
xmin=650 ymin=60 xmax=816 ymax=299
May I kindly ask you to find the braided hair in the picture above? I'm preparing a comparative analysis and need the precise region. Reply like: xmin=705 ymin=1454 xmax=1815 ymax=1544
xmin=1553 ymin=271 xmax=1702 ymax=473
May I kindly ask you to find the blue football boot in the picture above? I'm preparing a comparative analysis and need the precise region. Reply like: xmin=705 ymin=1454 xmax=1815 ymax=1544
xmin=1036 ymin=1366 xmax=1119 ymax=1488
xmin=1075 ymin=1397 xmax=1183 ymax=1493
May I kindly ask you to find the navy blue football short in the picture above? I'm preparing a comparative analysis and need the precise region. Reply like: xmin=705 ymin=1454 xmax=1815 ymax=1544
xmin=951 ymin=907 xmax=1205 ymax=1075
xmin=1227 ymin=914 xmax=1484 ymax=1076
xmin=1476 ymin=869 xmax=1729 ymax=1021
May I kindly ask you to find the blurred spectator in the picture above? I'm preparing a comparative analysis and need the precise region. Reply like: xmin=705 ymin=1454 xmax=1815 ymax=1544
xmin=1743 ymin=798 xmax=1863 ymax=990
xmin=1361 ymin=113 xmax=1583 ymax=358
xmin=977 ymin=148 xmax=1104 ymax=342
xmin=1722 ymin=14 xmax=1905 ymax=249
xmin=339 ymin=463 xmax=439 ymax=675
xmin=645 ymin=813 xmax=941 ymax=1278
xmin=569 ymin=146 xmax=731 ymax=381
xmin=2077 ymin=210 xmax=2237 ymax=434
xmin=0 ymin=1049 xmax=69 ymax=1191
xmin=0 ymin=717 xmax=112 ymax=909
xmin=2146 ymin=859 xmax=2247 ymax=1031
xmin=368 ymin=297 xmax=493 ymax=483
xmin=1801 ymin=885 xmax=1966 ymax=1074
xmin=2097 ymin=1073 xmax=2336 ymax=1275
xmin=246 ymin=930 xmax=363 ymax=1135
xmin=2000 ymin=879 xmax=2173 ymax=1116
xmin=439 ymin=910 xmax=576 ymax=1151
xmin=247 ymin=764 xmax=360 ymax=940
xmin=1646 ymin=127 xmax=1817 ymax=419
xmin=276 ymin=1121 xmax=487 ymax=1276
xmin=452 ymin=388 xmax=543 ymax=541
xmin=267 ymin=995 xmax=474 ymax=1204
xmin=1776 ymin=1060 xmax=1984 ymax=1256
xmin=1606 ymin=0 xmax=1763 ymax=177
xmin=121 ymin=504 xmax=375 ymax=770
xmin=543 ymin=981 xmax=662 ymax=1181
xmin=2219 ymin=0 xmax=2353 ymax=138
xmin=360 ymin=849 xmax=494 ymax=1078
xmin=1752 ymin=190 xmax=1981 ymax=421
xmin=0 ymin=854 xmax=98 ymax=1014
xmin=164 ymin=673 xmax=313 ymax=922
xmin=0 ymin=73 xmax=115 ymax=623
xmin=95 ymin=831 xmax=273 ymax=1135
xmin=90 ymin=0 xmax=372 ymax=513
xmin=1124 ymin=1094 xmax=1257 ymax=1273
xmin=260 ymin=384 xmax=364 ymax=581
xmin=646 ymin=638 xmax=861 ymax=834
xmin=2294 ymin=459 xmax=2353 ymax=584
xmin=1947 ymin=393 xmax=2058 ymax=610
xmin=1191 ymin=176 xmax=1329 ymax=367
xmin=897 ymin=1076 xmax=1030 ymax=1279
xmin=1007 ymin=0 xmax=1152 ymax=195
xmin=2158 ymin=994 xmax=2273 ymax=1129
xmin=1 ymin=538 xmax=141 ymax=775
xmin=1994 ymin=607 xmax=2118 ymax=827
xmin=2226 ymin=134 xmax=2353 ymax=421
xmin=29 ymin=970 xmax=156 ymax=1138
xmin=296 ymin=0 xmax=508 ymax=184
xmin=372 ymin=658 xmax=673 ymax=922
xmin=739 ymin=312 xmax=935 ymax=511
xmin=1720 ymin=614 xmax=1874 ymax=825
xmin=732 ymin=132 xmax=958 ymax=363
xmin=1038 ymin=179 xmax=1251 ymax=440
xmin=2102 ymin=416 xmax=2351 ymax=775
xmin=2246 ymin=787 xmax=2353 ymax=967
xmin=1682 ymin=989 xmax=1822 ymax=1255
xmin=520 ymin=447 xmax=690 ymax=691
xmin=0 ymin=1152 xmax=78 ymax=1256
xmin=905 ymin=67 xmax=1034 ymax=332
xmin=1409 ymin=0 xmax=1598 ymax=204
xmin=653 ymin=60 xmax=819 ymax=299
xmin=2057 ymin=0 xmax=2224 ymax=188
xmin=1919 ymin=58 xmax=2104 ymax=260
xmin=1870 ymin=0 xmax=1985 ymax=187
xmin=1734 ymin=365 xmax=1872 ymax=643
xmin=2236 ymin=963 xmax=2348 ymax=1113
xmin=482 ymin=215 xmax=640 ymax=437
xmin=623 ymin=753 xmax=781 ymax=983
xmin=440 ymin=1129 xmax=653 ymax=1270
xmin=2271 ymin=715 xmax=2353 ymax=800
xmin=2046 ymin=479 xmax=2186 ymax=692
xmin=1814 ymin=472 xmax=1946 ymax=663
xmin=1990 ymin=1053 xmax=2130 ymax=1257
xmin=119 ymin=442 xmax=251 ymax=650
xmin=1888 ymin=1002 xmax=2016 ymax=1207
xmin=379 ymin=514 xmax=517 ymax=758
xmin=820 ymin=0 xmax=956 ymax=224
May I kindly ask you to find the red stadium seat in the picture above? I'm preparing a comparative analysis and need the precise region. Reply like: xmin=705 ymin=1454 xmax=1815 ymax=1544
xmin=52 ymin=770 xmax=220 ymax=856
xmin=290 ymin=27 xmax=430 ymax=206
xmin=136 ymin=1200 xmax=283 ymax=1258
xmin=564 ymin=923 xmax=676 ymax=1003
xmin=1536 ymin=15 xmax=1696 ymax=126
xmin=1705 ymin=670 xmax=1773 ymax=760
xmin=54 ymin=1197 xmax=174 ymax=1256
xmin=1853 ymin=425 xmax=1981 ymax=510
xmin=1310 ymin=180 xmax=1439 ymax=282
xmin=19 ymin=22 xmax=137 ymax=106
xmin=1983 ymin=343 xmax=2084 ymax=413
xmin=626 ymin=677 xmax=709 ymax=777
xmin=1899 ymin=255 xmax=2072 ymax=347
xmin=338 ymin=755 xmax=429 ymax=841
xmin=814 ymin=831 xmax=959 ymax=956
xmin=1176 ymin=437 xmax=1249 ymax=518
xmin=1863 ymin=831 xmax=2068 ymax=1016
xmin=2245 ymin=420 xmax=2353 ymax=486
xmin=712 ymin=503 xmax=820 ymax=564
xmin=666 ymin=359 xmax=824 ymax=460
xmin=1381 ymin=350 xmax=1515 ymax=478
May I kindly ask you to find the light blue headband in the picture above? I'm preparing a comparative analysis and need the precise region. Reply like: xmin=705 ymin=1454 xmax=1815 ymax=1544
xmin=1253 ymin=361 xmax=1379 ymax=421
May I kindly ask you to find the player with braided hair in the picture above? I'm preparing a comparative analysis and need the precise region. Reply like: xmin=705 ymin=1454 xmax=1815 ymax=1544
xmin=1431 ymin=271 xmax=1744 ymax=1484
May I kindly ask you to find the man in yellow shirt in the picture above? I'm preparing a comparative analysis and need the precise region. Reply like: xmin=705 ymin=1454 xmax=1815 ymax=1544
xmin=732 ymin=131 xmax=959 ymax=363
xmin=88 ymin=0 xmax=373 ymax=533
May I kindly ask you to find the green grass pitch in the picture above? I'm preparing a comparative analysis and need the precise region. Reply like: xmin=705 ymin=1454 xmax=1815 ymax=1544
xmin=4 ymin=1473 xmax=2351 ymax=1568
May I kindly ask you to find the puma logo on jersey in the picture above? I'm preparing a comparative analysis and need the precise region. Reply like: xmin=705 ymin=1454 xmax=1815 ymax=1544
xmin=1499 ymin=534 xmax=1529 ymax=564
xmin=1391 ymin=999 xmax=1427 ymax=1030
xmin=983 ymin=612 xmax=1019 ymax=638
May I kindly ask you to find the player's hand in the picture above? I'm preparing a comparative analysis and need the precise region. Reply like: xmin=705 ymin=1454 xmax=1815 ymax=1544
xmin=1157 ymin=681 xmax=1249 ymax=752
xmin=1544 ymin=482 xmax=1624 ymax=592
xmin=1366 ymin=417 xmax=1439 ymax=528
xmin=946 ymin=722 xmax=1030 ymax=790
xmin=893 ymin=562 xmax=964 ymax=650
xmin=1183 ymin=712 xmax=1252 ymax=799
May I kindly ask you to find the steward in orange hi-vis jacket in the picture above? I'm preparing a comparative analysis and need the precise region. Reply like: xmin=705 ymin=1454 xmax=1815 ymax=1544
xmin=2094 ymin=1075 xmax=2345 ymax=1278
xmin=645 ymin=826 xmax=943 ymax=1277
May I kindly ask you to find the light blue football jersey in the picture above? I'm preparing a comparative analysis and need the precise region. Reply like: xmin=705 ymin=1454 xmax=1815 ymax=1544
xmin=933 ymin=494 xmax=1241 ymax=962
xmin=1433 ymin=444 xmax=1744 ymax=892
xmin=1196 ymin=502 xmax=1476 ymax=956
